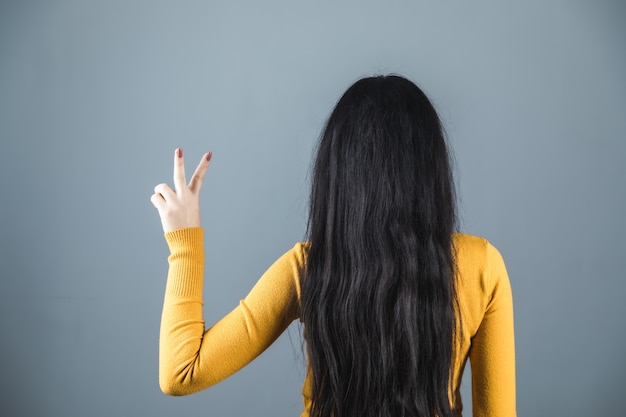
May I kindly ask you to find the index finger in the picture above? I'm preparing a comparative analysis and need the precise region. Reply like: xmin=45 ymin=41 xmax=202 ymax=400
xmin=173 ymin=147 xmax=187 ymax=191
xmin=188 ymin=151 xmax=212 ymax=193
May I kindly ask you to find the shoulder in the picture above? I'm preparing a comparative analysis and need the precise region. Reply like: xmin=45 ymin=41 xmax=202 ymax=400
xmin=453 ymin=233 xmax=510 ymax=327
xmin=265 ymin=242 xmax=307 ymax=270
xmin=262 ymin=242 xmax=308 ymax=303
xmin=453 ymin=233 xmax=507 ymax=277
xmin=290 ymin=242 xmax=309 ymax=299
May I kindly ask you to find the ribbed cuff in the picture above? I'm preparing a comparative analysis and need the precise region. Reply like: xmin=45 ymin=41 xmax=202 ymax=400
xmin=164 ymin=228 xmax=204 ymax=299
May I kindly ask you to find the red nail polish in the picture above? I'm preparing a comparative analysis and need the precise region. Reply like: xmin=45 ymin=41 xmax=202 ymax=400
xmin=206 ymin=152 xmax=212 ymax=162
xmin=177 ymin=148 xmax=183 ymax=158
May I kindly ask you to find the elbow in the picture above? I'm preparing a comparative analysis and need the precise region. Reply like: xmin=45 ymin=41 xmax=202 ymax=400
xmin=159 ymin=373 xmax=186 ymax=396
xmin=159 ymin=367 xmax=194 ymax=396
xmin=159 ymin=364 xmax=208 ymax=396
xmin=159 ymin=382 xmax=180 ymax=397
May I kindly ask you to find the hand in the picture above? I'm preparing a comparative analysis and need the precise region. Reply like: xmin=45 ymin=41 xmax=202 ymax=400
xmin=151 ymin=148 xmax=213 ymax=233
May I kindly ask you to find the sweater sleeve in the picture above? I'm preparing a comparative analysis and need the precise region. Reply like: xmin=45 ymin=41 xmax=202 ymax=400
xmin=469 ymin=242 xmax=517 ymax=417
xmin=158 ymin=228 xmax=303 ymax=396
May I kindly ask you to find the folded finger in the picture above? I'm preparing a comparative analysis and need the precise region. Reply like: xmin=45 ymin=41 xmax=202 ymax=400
xmin=154 ymin=183 xmax=176 ymax=202
xmin=150 ymin=193 xmax=166 ymax=210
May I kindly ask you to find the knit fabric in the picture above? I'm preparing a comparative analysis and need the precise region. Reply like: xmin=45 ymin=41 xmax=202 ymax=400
xmin=159 ymin=228 xmax=516 ymax=416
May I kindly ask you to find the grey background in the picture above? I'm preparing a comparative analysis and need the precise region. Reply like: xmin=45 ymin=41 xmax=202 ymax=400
xmin=1 ymin=1 xmax=624 ymax=416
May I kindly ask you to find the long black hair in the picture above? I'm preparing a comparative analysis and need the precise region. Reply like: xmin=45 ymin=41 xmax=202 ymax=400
xmin=301 ymin=75 xmax=458 ymax=417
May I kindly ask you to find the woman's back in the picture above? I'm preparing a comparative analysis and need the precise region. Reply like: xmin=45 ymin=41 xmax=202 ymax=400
xmin=302 ymin=75 xmax=460 ymax=417
xmin=157 ymin=231 xmax=515 ymax=416
xmin=153 ymin=75 xmax=516 ymax=417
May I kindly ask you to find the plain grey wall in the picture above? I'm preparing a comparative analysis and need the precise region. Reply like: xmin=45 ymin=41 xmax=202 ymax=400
xmin=1 ymin=1 xmax=624 ymax=416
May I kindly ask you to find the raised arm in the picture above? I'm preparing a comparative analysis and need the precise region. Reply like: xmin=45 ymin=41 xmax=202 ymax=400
xmin=151 ymin=149 xmax=301 ymax=395
xmin=158 ymin=228 xmax=301 ymax=395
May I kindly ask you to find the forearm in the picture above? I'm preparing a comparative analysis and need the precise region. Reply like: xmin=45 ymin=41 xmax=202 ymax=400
xmin=159 ymin=228 xmax=206 ymax=395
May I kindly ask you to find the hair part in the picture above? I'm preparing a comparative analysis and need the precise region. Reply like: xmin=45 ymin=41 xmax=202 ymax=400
xmin=301 ymin=75 xmax=459 ymax=417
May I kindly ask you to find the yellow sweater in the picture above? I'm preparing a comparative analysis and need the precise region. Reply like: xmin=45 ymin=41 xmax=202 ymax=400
xmin=159 ymin=228 xmax=516 ymax=416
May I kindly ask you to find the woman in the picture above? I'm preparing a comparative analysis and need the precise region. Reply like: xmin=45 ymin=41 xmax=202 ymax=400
xmin=151 ymin=75 xmax=516 ymax=417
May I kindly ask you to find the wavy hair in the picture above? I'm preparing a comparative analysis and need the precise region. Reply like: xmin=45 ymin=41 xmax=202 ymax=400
xmin=301 ymin=75 xmax=458 ymax=417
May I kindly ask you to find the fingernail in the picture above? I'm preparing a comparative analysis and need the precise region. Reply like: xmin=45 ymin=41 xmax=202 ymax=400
xmin=206 ymin=151 xmax=212 ymax=162
xmin=176 ymin=148 xmax=183 ymax=158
